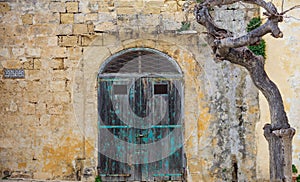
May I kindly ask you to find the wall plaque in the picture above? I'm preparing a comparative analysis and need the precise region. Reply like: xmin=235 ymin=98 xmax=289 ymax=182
xmin=4 ymin=69 xmax=25 ymax=79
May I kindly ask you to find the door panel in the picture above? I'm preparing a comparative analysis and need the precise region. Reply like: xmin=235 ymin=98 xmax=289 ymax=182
xmin=98 ymin=76 xmax=184 ymax=181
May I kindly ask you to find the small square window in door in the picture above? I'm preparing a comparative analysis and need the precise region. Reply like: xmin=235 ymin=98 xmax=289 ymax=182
xmin=154 ymin=84 xmax=168 ymax=94
xmin=113 ymin=85 xmax=127 ymax=95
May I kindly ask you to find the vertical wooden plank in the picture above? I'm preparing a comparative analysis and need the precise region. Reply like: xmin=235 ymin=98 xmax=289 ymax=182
xmin=114 ymin=80 xmax=126 ymax=176
xmin=127 ymin=79 xmax=137 ymax=181
xmin=139 ymin=78 xmax=147 ymax=181
xmin=148 ymin=78 xmax=159 ymax=181
xmin=154 ymin=79 xmax=170 ymax=179
xmin=98 ymin=79 xmax=110 ymax=175
xmin=169 ymin=80 xmax=183 ymax=177
xmin=98 ymin=79 xmax=109 ymax=175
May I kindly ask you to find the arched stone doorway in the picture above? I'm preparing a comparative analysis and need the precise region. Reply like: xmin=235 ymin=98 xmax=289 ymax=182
xmin=97 ymin=48 xmax=185 ymax=181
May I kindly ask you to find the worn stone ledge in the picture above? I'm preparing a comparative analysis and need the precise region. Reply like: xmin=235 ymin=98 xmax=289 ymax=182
xmin=176 ymin=30 xmax=198 ymax=35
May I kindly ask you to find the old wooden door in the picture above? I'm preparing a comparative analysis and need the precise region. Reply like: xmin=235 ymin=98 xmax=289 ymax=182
xmin=97 ymin=48 xmax=185 ymax=181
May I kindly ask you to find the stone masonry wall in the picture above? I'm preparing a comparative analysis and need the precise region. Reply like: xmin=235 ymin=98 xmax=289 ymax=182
xmin=0 ymin=0 xmax=260 ymax=181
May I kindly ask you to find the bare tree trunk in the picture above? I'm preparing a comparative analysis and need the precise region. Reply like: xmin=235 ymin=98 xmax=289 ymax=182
xmin=194 ymin=0 xmax=296 ymax=181
xmin=264 ymin=124 xmax=295 ymax=181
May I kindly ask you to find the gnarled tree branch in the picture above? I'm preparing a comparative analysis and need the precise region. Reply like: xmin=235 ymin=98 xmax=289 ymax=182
xmin=194 ymin=0 xmax=296 ymax=181
xmin=194 ymin=0 xmax=288 ymax=129
xmin=195 ymin=5 xmax=283 ymax=49
xmin=217 ymin=16 xmax=283 ymax=48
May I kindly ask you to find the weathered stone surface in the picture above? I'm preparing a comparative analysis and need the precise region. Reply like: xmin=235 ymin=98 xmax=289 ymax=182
xmin=67 ymin=47 xmax=83 ymax=60
xmin=116 ymin=0 xmax=133 ymax=7
xmin=50 ymin=58 xmax=64 ymax=70
xmin=0 ymin=2 xmax=10 ymax=13
xmin=47 ymin=36 xmax=58 ymax=46
xmin=20 ymin=102 xmax=36 ymax=115
xmin=87 ymin=22 xmax=94 ymax=33
xmin=49 ymin=81 xmax=66 ymax=92
xmin=21 ymin=14 xmax=33 ymax=25
xmin=24 ymin=91 xmax=39 ymax=103
xmin=22 ymin=58 xmax=34 ymax=70
xmin=49 ymin=2 xmax=66 ymax=13
xmin=34 ymin=12 xmax=60 ymax=24
xmin=58 ymin=35 xmax=78 ymax=47
xmin=53 ymin=91 xmax=70 ymax=103
xmin=81 ymin=35 xmax=97 ymax=46
xmin=74 ymin=13 xmax=85 ymax=23
xmin=2 ymin=59 xmax=22 ymax=69
xmin=33 ymin=58 xmax=41 ymax=70
xmin=0 ymin=1 xmax=290 ymax=182
xmin=12 ymin=48 xmax=24 ymax=58
xmin=116 ymin=7 xmax=136 ymax=15
xmin=162 ymin=1 xmax=178 ymax=12
xmin=0 ymin=48 xmax=10 ymax=59
xmin=57 ymin=24 xmax=73 ymax=35
xmin=26 ymin=70 xmax=41 ymax=81
xmin=73 ymin=23 xmax=88 ymax=34
xmin=60 ymin=13 xmax=74 ymax=24
xmin=47 ymin=103 xmax=64 ymax=115
xmin=66 ymin=2 xmax=79 ymax=13
xmin=33 ymin=172 xmax=52 ymax=180
xmin=10 ymin=171 xmax=33 ymax=179
xmin=143 ymin=0 xmax=164 ymax=14
xmin=42 ymin=47 xmax=67 ymax=58
xmin=26 ymin=48 xmax=41 ymax=57
xmin=29 ymin=25 xmax=56 ymax=37
xmin=94 ymin=22 xmax=116 ymax=32
xmin=84 ymin=13 xmax=98 ymax=21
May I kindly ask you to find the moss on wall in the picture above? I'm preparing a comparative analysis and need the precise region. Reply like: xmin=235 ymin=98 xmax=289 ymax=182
xmin=247 ymin=17 xmax=266 ymax=58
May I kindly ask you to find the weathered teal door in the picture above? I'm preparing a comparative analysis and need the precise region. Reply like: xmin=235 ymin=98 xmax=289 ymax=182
xmin=97 ymin=48 xmax=184 ymax=181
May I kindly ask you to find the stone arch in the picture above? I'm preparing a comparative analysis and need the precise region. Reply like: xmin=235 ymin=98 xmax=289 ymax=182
xmin=72 ymin=37 xmax=209 ymax=181
xmin=97 ymin=47 xmax=184 ymax=181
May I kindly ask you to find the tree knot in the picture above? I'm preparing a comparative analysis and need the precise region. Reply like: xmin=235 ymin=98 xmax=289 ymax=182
xmin=272 ymin=128 xmax=296 ymax=138
xmin=264 ymin=123 xmax=295 ymax=139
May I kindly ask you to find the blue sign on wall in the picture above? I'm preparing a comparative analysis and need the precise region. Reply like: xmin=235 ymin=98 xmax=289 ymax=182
xmin=4 ymin=69 xmax=25 ymax=79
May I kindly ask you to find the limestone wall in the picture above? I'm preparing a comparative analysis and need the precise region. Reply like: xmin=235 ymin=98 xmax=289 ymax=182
xmin=256 ymin=0 xmax=300 ymax=181
xmin=0 ymin=0 xmax=259 ymax=181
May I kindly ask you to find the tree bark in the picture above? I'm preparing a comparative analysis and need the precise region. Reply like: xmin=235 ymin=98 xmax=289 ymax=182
xmin=194 ymin=1 xmax=295 ymax=181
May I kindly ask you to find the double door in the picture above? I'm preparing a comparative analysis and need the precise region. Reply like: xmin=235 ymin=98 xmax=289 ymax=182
xmin=98 ymin=76 xmax=184 ymax=181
